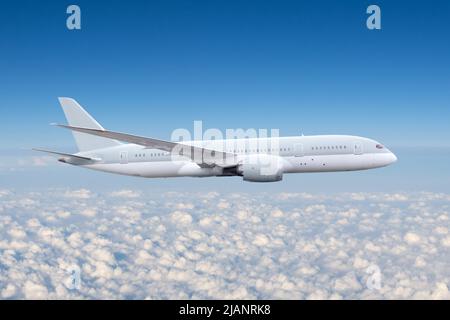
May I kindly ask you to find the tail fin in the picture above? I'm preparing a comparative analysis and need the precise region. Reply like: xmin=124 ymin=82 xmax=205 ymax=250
xmin=58 ymin=97 xmax=121 ymax=152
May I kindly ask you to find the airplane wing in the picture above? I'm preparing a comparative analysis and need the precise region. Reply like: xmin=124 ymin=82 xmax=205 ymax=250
xmin=54 ymin=124 xmax=237 ymax=167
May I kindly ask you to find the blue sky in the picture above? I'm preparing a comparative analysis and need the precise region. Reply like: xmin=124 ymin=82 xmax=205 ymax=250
xmin=1 ymin=0 xmax=449 ymax=191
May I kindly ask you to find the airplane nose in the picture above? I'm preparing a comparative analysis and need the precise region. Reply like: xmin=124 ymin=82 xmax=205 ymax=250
xmin=389 ymin=152 xmax=397 ymax=164
xmin=372 ymin=151 xmax=398 ymax=168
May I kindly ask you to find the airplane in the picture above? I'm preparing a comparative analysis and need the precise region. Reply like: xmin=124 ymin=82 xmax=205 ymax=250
xmin=34 ymin=98 xmax=397 ymax=182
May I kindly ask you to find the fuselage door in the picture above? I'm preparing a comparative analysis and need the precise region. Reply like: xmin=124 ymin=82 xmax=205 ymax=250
xmin=354 ymin=142 xmax=363 ymax=155
xmin=120 ymin=151 xmax=128 ymax=164
xmin=294 ymin=143 xmax=304 ymax=157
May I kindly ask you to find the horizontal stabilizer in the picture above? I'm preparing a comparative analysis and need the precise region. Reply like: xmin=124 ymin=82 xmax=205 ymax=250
xmin=32 ymin=148 xmax=99 ymax=164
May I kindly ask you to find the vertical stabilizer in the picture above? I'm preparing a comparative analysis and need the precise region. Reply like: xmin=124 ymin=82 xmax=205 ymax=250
xmin=58 ymin=97 xmax=121 ymax=151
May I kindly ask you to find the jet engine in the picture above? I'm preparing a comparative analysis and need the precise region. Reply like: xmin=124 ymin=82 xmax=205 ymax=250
xmin=237 ymin=154 xmax=284 ymax=182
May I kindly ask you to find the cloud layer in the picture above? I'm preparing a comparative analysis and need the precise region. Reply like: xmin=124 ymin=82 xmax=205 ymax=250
xmin=0 ymin=189 xmax=449 ymax=299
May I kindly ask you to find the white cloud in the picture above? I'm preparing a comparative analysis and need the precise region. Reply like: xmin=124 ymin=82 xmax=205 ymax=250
xmin=80 ymin=208 xmax=97 ymax=217
xmin=353 ymin=257 xmax=370 ymax=269
xmin=1 ymin=284 xmax=17 ymax=299
xmin=0 ymin=189 xmax=450 ymax=299
xmin=56 ymin=210 xmax=71 ymax=219
xmin=26 ymin=218 xmax=41 ymax=228
xmin=31 ymin=156 xmax=54 ymax=167
xmin=23 ymin=281 xmax=48 ymax=299
xmin=253 ymin=234 xmax=270 ymax=247
xmin=414 ymin=256 xmax=427 ymax=268
xmin=431 ymin=282 xmax=450 ymax=299
xmin=271 ymin=209 xmax=284 ymax=218
xmin=170 ymin=210 xmax=193 ymax=225
xmin=434 ymin=227 xmax=448 ymax=235
xmin=110 ymin=190 xmax=141 ymax=198
xmin=175 ymin=203 xmax=194 ymax=210
xmin=90 ymin=248 xmax=115 ymax=264
xmin=404 ymin=232 xmax=421 ymax=245
xmin=334 ymin=272 xmax=363 ymax=292
xmin=8 ymin=227 xmax=26 ymax=239
xmin=217 ymin=201 xmax=229 ymax=209
xmin=67 ymin=232 xmax=83 ymax=248
xmin=441 ymin=236 xmax=450 ymax=247
xmin=64 ymin=189 xmax=92 ymax=199
xmin=0 ymin=189 xmax=11 ymax=197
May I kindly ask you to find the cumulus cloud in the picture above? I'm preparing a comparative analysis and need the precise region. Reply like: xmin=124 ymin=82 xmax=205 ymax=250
xmin=170 ymin=211 xmax=193 ymax=225
xmin=31 ymin=156 xmax=54 ymax=167
xmin=253 ymin=234 xmax=270 ymax=247
xmin=64 ymin=189 xmax=92 ymax=199
xmin=80 ymin=208 xmax=97 ymax=217
xmin=110 ymin=190 xmax=141 ymax=198
xmin=0 ymin=189 xmax=449 ymax=299
xmin=23 ymin=281 xmax=49 ymax=299
xmin=404 ymin=232 xmax=421 ymax=245
xmin=8 ymin=227 xmax=27 ymax=239
xmin=0 ymin=190 xmax=11 ymax=197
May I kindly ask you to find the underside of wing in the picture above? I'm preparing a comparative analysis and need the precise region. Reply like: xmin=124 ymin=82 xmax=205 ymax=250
xmin=55 ymin=124 xmax=237 ymax=167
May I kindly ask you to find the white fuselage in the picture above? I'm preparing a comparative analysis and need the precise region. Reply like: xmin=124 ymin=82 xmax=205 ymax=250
xmin=71 ymin=135 xmax=397 ymax=181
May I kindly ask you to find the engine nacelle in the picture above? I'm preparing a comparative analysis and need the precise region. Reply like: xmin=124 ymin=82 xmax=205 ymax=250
xmin=238 ymin=154 xmax=284 ymax=182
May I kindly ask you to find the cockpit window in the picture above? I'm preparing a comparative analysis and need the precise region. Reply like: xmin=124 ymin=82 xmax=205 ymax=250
xmin=376 ymin=144 xmax=384 ymax=149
